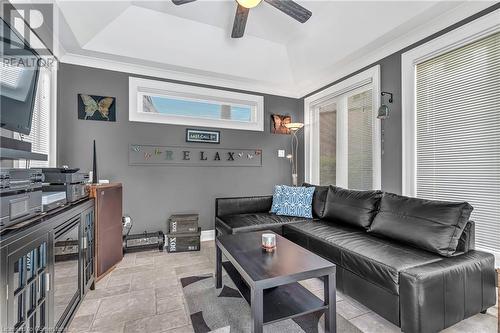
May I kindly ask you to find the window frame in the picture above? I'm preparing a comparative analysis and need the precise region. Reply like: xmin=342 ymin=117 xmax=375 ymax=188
xmin=129 ymin=77 xmax=264 ymax=131
xmin=13 ymin=63 xmax=57 ymax=168
xmin=401 ymin=10 xmax=500 ymax=196
xmin=303 ymin=65 xmax=381 ymax=188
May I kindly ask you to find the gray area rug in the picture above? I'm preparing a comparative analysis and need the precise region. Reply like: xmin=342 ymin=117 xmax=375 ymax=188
xmin=181 ymin=274 xmax=361 ymax=333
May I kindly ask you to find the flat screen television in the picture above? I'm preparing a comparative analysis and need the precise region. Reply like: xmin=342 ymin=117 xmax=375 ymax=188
xmin=0 ymin=17 xmax=40 ymax=135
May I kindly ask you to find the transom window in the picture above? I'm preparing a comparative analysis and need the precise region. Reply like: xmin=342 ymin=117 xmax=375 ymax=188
xmin=129 ymin=77 xmax=264 ymax=131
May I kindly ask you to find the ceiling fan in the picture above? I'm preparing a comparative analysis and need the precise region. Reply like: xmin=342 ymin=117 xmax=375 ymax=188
xmin=171 ymin=0 xmax=312 ymax=38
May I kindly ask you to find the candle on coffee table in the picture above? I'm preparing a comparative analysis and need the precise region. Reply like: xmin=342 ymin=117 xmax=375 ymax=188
xmin=262 ymin=233 xmax=276 ymax=252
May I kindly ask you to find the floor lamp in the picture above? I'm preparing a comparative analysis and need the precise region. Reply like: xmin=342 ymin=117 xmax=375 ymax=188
xmin=284 ymin=122 xmax=304 ymax=186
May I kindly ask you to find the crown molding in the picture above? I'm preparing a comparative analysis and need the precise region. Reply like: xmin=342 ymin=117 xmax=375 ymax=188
xmin=59 ymin=53 xmax=301 ymax=98
xmin=59 ymin=2 xmax=496 ymax=100
xmin=298 ymin=1 xmax=496 ymax=97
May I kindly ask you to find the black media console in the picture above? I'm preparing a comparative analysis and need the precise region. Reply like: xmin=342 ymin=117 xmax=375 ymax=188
xmin=0 ymin=199 xmax=95 ymax=332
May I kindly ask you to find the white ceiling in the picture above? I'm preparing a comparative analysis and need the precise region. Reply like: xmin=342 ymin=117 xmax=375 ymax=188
xmin=50 ymin=0 xmax=495 ymax=97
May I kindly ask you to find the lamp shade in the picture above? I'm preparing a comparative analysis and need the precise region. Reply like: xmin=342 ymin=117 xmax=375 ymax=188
xmin=284 ymin=122 xmax=304 ymax=131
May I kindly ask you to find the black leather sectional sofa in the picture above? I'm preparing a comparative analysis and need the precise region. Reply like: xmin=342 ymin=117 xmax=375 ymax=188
xmin=215 ymin=185 xmax=496 ymax=333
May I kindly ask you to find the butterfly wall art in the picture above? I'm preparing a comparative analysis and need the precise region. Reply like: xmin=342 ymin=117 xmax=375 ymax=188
xmin=78 ymin=94 xmax=116 ymax=122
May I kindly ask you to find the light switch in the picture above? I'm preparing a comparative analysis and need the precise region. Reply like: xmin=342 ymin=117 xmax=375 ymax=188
xmin=278 ymin=150 xmax=285 ymax=157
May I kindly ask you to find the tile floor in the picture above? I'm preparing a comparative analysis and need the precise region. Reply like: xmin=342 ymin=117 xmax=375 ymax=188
xmin=69 ymin=241 xmax=499 ymax=333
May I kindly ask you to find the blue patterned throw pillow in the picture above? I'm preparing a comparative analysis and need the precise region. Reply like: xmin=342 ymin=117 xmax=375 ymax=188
xmin=276 ymin=185 xmax=315 ymax=218
xmin=270 ymin=185 xmax=284 ymax=213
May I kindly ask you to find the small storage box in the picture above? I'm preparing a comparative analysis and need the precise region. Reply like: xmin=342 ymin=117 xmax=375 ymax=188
xmin=166 ymin=228 xmax=201 ymax=253
xmin=168 ymin=214 xmax=199 ymax=234
xmin=123 ymin=231 xmax=164 ymax=253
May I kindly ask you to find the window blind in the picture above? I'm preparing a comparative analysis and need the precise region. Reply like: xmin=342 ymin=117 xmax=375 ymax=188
xmin=415 ymin=32 xmax=500 ymax=252
xmin=17 ymin=68 xmax=51 ymax=168
xmin=348 ymin=89 xmax=373 ymax=190
xmin=319 ymin=102 xmax=337 ymax=185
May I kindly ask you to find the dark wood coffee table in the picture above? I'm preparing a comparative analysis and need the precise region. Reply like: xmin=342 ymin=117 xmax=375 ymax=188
xmin=216 ymin=230 xmax=336 ymax=333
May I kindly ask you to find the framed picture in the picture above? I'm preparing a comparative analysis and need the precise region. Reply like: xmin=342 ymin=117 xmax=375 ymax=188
xmin=271 ymin=114 xmax=291 ymax=134
xmin=186 ymin=128 xmax=220 ymax=144
xmin=78 ymin=94 xmax=116 ymax=121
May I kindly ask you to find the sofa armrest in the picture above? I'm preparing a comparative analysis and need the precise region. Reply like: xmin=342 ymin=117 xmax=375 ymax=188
xmin=400 ymin=250 xmax=496 ymax=333
xmin=456 ymin=220 xmax=475 ymax=253
xmin=215 ymin=195 xmax=273 ymax=217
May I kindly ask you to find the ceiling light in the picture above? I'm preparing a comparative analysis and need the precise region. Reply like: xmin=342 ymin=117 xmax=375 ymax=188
xmin=236 ymin=0 xmax=262 ymax=9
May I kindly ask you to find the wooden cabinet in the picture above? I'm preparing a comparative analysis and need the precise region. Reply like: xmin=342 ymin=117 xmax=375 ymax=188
xmin=89 ymin=183 xmax=123 ymax=280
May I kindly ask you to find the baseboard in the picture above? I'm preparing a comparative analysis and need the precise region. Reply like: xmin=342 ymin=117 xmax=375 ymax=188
xmin=201 ymin=229 xmax=215 ymax=242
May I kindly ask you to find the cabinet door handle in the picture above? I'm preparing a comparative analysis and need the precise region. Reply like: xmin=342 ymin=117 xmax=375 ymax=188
xmin=45 ymin=272 xmax=50 ymax=291
xmin=82 ymin=236 xmax=87 ymax=249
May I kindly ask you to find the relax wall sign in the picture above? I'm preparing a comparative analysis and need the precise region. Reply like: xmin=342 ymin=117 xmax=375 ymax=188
xmin=129 ymin=144 xmax=262 ymax=167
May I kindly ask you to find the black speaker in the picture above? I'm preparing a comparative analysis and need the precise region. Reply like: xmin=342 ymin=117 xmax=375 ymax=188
xmin=92 ymin=139 xmax=98 ymax=184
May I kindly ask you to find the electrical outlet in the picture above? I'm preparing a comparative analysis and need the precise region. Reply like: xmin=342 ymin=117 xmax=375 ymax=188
xmin=122 ymin=216 xmax=132 ymax=228
xmin=278 ymin=150 xmax=285 ymax=157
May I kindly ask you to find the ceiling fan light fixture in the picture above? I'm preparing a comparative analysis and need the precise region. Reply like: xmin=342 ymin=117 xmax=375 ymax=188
xmin=172 ymin=0 xmax=312 ymax=38
xmin=236 ymin=0 xmax=262 ymax=9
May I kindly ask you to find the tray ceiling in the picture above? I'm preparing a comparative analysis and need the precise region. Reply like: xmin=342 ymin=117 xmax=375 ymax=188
xmin=49 ymin=0 xmax=494 ymax=97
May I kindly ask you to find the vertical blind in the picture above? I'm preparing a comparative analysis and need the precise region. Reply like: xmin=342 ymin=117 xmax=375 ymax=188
xmin=415 ymin=31 xmax=500 ymax=252
xmin=348 ymin=89 xmax=373 ymax=190
xmin=16 ymin=68 xmax=51 ymax=168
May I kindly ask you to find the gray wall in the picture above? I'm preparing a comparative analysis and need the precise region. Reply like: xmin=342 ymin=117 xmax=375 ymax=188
xmin=304 ymin=4 xmax=499 ymax=195
xmin=57 ymin=5 xmax=498 ymax=233
xmin=57 ymin=63 xmax=303 ymax=233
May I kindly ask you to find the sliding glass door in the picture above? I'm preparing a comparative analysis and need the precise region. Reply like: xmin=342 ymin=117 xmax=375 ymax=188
xmin=304 ymin=65 xmax=381 ymax=189
xmin=347 ymin=89 xmax=374 ymax=189
xmin=319 ymin=102 xmax=337 ymax=185
xmin=317 ymin=86 xmax=378 ymax=190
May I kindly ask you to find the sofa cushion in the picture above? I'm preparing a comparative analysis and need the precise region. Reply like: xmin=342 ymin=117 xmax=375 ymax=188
xmin=275 ymin=185 xmax=315 ymax=218
xmin=270 ymin=185 xmax=284 ymax=213
xmin=284 ymin=221 xmax=442 ymax=295
xmin=216 ymin=213 xmax=311 ymax=235
xmin=323 ymin=186 xmax=382 ymax=229
xmin=216 ymin=196 xmax=273 ymax=217
xmin=369 ymin=193 xmax=473 ymax=257
xmin=283 ymin=220 xmax=364 ymax=264
xmin=303 ymin=183 xmax=330 ymax=218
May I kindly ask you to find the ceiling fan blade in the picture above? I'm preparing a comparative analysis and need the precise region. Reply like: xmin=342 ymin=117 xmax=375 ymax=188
xmin=231 ymin=4 xmax=249 ymax=38
xmin=171 ymin=0 xmax=197 ymax=5
xmin=264 ymin=0 xmax=311 ymax=23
